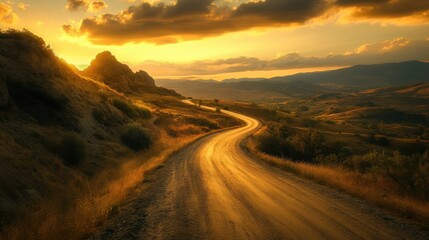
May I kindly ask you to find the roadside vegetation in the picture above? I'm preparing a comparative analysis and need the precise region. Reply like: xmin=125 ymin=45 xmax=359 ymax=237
xmin=245 ymin=137 xmax=429 ymax=224
xmin=252 ymin=122 xmax=429 ymax=202
xmin=209 ymin=99 xmax=429 ymax=225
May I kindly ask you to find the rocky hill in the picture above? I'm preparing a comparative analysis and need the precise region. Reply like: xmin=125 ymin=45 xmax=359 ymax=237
xmin=82 ymin=51 xmax=179 ymax=96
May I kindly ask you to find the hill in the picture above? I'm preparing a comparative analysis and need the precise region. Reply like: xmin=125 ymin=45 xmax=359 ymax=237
xmin=157 ymin=61 xmax=429 ymax=101
xmin=157 ymin=79 xmax=331 ymax=101
xmin=270 ymin=61 xmax=429 ymax=88
xmin=0 ymin=29 xmax=240 ymax=238
xmin=82 ymin=51 xmax=180 ymax=96
xmin=395 ymin=82 xmax=429 ymax=97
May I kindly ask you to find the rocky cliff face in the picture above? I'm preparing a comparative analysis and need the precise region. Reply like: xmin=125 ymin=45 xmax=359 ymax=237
xmin=81 ymin=51 xmax=156 ymax=94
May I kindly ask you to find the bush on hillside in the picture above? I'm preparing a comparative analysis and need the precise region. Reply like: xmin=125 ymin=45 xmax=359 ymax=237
xmin=255 ymin=121 xmax=325 ymax=162
xmin=184 ymin=117 xmax=219 ymax=129
xmin=297 ymin=106 xmax=309 ymax=112
xmin=120 ymin=126 xmax=152 ymax=151
xmin=58 ymin=133 xmax=87 ymax=166
xmin=92 ymin=103 xmax=126 ymax=127
xmin=112 ymin=98 xmax=151 ymax=119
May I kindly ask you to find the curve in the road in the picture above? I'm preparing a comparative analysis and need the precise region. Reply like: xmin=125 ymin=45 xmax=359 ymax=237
xmin=90 ymin=101 xmax=427 ymax=240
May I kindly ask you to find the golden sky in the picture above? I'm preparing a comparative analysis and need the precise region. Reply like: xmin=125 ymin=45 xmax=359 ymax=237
xmin=1 ymin=0 xmax=429 ymax=79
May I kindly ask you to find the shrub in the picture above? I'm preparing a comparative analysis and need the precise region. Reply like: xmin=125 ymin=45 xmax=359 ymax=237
xmin=339 ymin=147 xmax=353 ymax=158
xmin=184 ymin=117 xmax=219 ymax=129
xmin=121 ymin=126 xmax=152 ymax=151
xmin=303 ymin=118 xmax=318 ymax=127
xmin=112 ymin=99 xmax=151 ymax=119
xmin=58 ymin=133 xmax=86 ymax=166
xmin=92 ymin=104 xmax=125 ymax=127
xmin=297 ymin=106 xmax=309 ymax=112
xmin=255 ymin=122 xmax=325 ymax=162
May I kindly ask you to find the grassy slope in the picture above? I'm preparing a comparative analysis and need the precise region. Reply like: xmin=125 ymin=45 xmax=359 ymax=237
xmin=0 ymin=30 xmax=241 ymax=239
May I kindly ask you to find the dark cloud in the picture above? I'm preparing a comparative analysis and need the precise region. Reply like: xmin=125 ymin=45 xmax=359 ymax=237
xmin=63 ymin=0 xmax=328 ymax=45
xmin=63 ymin=0 xmax=429 ymax=45
xmin=234 ymin=0 xmax=327 ymax=22
xmin=90 ymin=1 xmax=107 ymax=12
xmin=335 ymin=0 xmax=389 ymax=7
xmin=167 ymin=0 xmax=213 ymax=17
xmin=335 ymin=0 xmax=429 ymax=18
xmin=66 ymin=0 xmax=86 ymax=11
xmin=66 ymin=0 xmax=107 ymax=12
xmin=134 ymin=38 xmax=429 ymax=76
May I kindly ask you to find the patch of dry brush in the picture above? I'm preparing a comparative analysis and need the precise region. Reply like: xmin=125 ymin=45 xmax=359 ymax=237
xmin=245 ymin=128 xmax=429 ymax=226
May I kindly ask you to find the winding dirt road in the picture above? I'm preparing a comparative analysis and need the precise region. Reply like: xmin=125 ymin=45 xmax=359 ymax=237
xmin=90 ymin=102 xmax=428 ymax=240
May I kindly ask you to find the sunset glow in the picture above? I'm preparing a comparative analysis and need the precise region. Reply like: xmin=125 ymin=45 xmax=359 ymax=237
xmin=1 ymin=0 xmax=428 ymax=79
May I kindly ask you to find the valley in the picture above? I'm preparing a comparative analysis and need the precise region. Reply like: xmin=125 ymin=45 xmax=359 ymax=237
xmin=0 ymin=23 xmax=429 ymax=239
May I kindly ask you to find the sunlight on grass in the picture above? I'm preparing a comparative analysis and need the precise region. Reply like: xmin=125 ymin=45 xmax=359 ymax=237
xmin=244 ymin=137 xmax=429 ymax=225
xmin=3 ymin=133 xmax=199 ymax=240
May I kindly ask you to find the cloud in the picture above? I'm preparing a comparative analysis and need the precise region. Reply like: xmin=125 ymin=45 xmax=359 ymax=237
xmin=66 ymin=0 xmax=107 ymax=12
xmin=62 ymin=0 xmax=329 ymax=45
xmin=133 ymin=38 xmax=429 ymax=76
xmin=0 ymin=2 xmax=18 ymax=24
xmin=63 ymin=0 xmax=429 ymax=45
xmin=66 ymin=0 xmax=86 ymax=11
xmin=18 ymin=2 xmax=29 ymax=11
xmin=335 ymin=0 xmax=429 ymax=19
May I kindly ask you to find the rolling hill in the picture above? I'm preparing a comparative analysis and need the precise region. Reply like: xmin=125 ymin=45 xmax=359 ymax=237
xmin=157 ymin=61 xmax=429 ymax=101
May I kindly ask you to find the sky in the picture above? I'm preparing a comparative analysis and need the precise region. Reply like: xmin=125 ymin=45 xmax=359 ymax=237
xmin=0 ymin=0 xmax=429 ymax=80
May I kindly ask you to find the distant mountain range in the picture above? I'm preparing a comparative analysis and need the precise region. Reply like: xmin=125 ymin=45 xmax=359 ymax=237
xmin=157 ymin=61 xmax=429 ymax=101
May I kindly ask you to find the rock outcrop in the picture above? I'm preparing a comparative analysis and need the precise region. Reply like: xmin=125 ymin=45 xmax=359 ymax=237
xmin=82 ymin=51 xmax=156 ymax=94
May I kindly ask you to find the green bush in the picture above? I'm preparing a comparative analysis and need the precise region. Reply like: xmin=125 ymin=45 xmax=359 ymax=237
xmin=121 ymin=126 xmax=152 ymax=151
xmin=58 ymin=133 xmax=86 ymax=166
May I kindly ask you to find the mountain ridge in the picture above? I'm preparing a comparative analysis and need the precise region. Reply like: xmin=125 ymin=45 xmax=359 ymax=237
xmin=156 ymin=61 xmax=429 ymax=101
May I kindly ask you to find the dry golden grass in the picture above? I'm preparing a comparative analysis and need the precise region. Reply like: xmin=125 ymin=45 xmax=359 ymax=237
xmin=2 ymin=132 xmax=201 ymax=240
xmin=244 ymin=136 xmax=429 ymax=226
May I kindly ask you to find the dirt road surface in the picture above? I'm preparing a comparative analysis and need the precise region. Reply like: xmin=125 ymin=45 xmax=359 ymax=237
xmin=89 ymin=103 xmax=429 ymax=240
